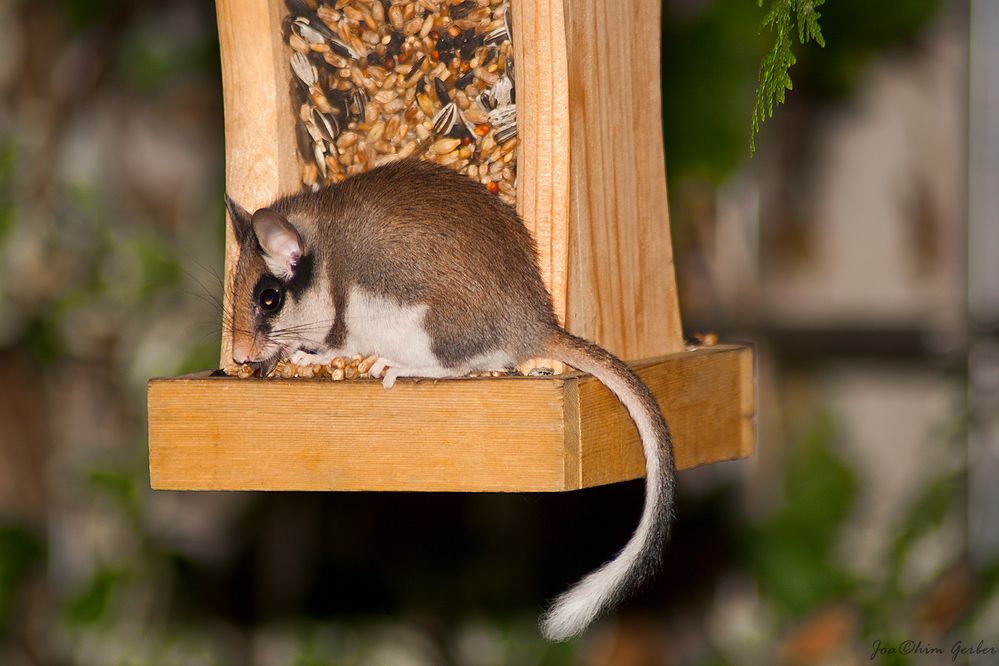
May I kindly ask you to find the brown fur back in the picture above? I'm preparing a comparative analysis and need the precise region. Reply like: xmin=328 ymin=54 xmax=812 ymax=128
xmin=269 ymin=159 xmax=558 ymax=366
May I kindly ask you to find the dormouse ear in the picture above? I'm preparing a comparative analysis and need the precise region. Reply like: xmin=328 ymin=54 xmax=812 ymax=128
xmin=224 ymin=194 xmax=252 ymax=245
xmin=252 ymin=208 xmax=303 ymax=280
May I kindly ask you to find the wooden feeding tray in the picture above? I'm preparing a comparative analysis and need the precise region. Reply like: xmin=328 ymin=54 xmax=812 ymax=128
xmin=149 ymin=345 xmax=752 ymax=491
xmin=146 ymin=0 xmax=756 ymax=492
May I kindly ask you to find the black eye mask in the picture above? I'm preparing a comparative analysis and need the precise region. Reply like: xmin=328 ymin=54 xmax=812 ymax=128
xmin=284 ymin=252 xmax=315 ymax=300
xmin=249 ymin=248 xmax=313 ymax=318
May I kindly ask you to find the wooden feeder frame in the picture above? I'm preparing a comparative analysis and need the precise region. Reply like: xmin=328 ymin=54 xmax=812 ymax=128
xmin=146 ymin=0 xmax=756 ymax=492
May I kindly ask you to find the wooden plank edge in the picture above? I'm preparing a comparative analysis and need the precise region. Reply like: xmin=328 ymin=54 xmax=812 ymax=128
xmin=148 ymin=374 xmax=573 ymax=493
xmin=147 ymin=345 xmax=755 ymax=493
xmin=571 ymin=344 xmax=756 ymax=489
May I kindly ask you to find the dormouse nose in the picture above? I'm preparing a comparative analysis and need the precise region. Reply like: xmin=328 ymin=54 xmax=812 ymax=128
xmin=232 ymin=337 xmax=253 ymax=364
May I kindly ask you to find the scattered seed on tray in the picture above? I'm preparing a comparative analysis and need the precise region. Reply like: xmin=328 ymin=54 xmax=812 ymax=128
xmin=223 ymin=355 xmax=376 ymax=380
xmin=222 ymin=354 xmax=521 ymax=380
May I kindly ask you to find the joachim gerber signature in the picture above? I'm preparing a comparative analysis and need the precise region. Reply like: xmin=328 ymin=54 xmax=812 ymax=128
xmin=870 ymin=638 xmax=998 ymax=661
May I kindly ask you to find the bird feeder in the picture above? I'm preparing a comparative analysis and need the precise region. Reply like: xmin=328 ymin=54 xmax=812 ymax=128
xmin=146 ymin=0 xmax=756 ymax=492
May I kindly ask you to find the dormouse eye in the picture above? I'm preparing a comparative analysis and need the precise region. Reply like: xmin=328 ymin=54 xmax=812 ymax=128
xmin=258 ymin=287 xmax=283 ymax=312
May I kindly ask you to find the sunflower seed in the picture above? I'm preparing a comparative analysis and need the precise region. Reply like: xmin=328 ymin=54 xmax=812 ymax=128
xmin=432 ymin=102 xmax=457 ymax=135
xmin=293 ymin=18 xmax=328 ymax=44
xmin=490 ymin=75 xmax=513 ymax=107
xmin=433 ymin=76 xmax=450 ymax=104
xmin=314 ymin=141 xmax=327 ymax=177
xmin=488 ymin=103 xmax=516 ymax=142
xmin=291 ymin=52 xmax=317 ymax=86
xmin=493 ymin=122 xmax=516 ymax=144
xmin=312 ymin=107 xmax=338 ymax=142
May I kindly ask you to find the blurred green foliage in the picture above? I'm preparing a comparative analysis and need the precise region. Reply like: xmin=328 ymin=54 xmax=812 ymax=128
xmin=58 ymin=0 xmax=127 ymax=31
xmin=743 ymin=414 xmax=858 ymax=616
xmin=887 ymin=477 xmax=958 ymax=586
xmin=66 ymin=566 xmax=126 ymax=627
xmin=966 ymin=556 xmax=999 ymax=629
xmin=22 ymin=314 xmax=68 ymax=364
xmin=661 ymin=0 xmax=946 ymax=186
xmin=0 ymin=139 xmax=14 ymax=250
xmin=730 ymin=406 xmax=989 ymax=664
xmin=117 ymin=21 xmax=222 ymax=93
xmin=0 ymin=526 xmax=46 ymax=634
xmin=129 ymin=235 xmax=184 ymax=301
xmin=661 ymin=0 xmax=761 ymax=183
xmin=797 ymin=0 xmax=946 ymax=97
xmin=6 ymin=180 xmax=188 ymax=366
xmin=87 ymin=468 xmax=142 ymax=525
xmin=118 ymin=32 xmax=190 ymax=92
xmin=172 ymin=333 xmax=224 ymax=376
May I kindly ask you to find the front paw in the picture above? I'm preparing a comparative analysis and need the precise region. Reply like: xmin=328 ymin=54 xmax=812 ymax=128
xmin=368 ymin=357 xmax=397 ymax=389
xmin=289 ymin=348 xmax=335 ymax=366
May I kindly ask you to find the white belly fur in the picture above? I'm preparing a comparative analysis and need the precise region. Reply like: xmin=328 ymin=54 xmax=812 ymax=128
xmin=337 ymin=285 xmax=513 ymax=373
xmin=339 ymin=286 xmax=441 ymax=368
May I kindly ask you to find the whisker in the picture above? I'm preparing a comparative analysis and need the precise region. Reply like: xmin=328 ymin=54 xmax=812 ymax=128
xmin=267 ymin=319 xmax=338 ymax=335
xmin=269 ymin=324 xmax=337 ymax=336
xmin=187 ymin=259 xmax=225 ymax=288
xmin=183 ymin=268 xmax=222 ymax=293
xmin=186 ymin=291 xmax=227 ymax=314
xmin=192 ymin=328 xmax=225 ymax=345
xmin=184 ymin=268 xmax=224 ymax=299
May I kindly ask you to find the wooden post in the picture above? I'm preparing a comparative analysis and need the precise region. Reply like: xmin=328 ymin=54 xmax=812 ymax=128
xmin=216 ymin=0 xmax=300 ymax=364
xmin=512 ymin=0 xmax=683 ymax=362
xmin=562 ymin=0 xmax=683 ymax=359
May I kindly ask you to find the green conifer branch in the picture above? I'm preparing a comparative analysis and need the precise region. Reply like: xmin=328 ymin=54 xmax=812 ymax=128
xmin=751 ymin=0 xmax=825 ymax=155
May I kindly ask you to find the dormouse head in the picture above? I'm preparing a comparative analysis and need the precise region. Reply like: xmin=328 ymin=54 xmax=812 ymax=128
xmin=224 ymin=194 xmax=320 ymax=367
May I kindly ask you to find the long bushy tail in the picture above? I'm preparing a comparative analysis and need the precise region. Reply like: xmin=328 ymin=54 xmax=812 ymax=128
xmin=539 ymin=328 xmax=676 ymax=641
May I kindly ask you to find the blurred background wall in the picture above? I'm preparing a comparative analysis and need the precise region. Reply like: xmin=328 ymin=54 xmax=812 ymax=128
xmin=1 ymin=0 xmax=996 ymax=664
